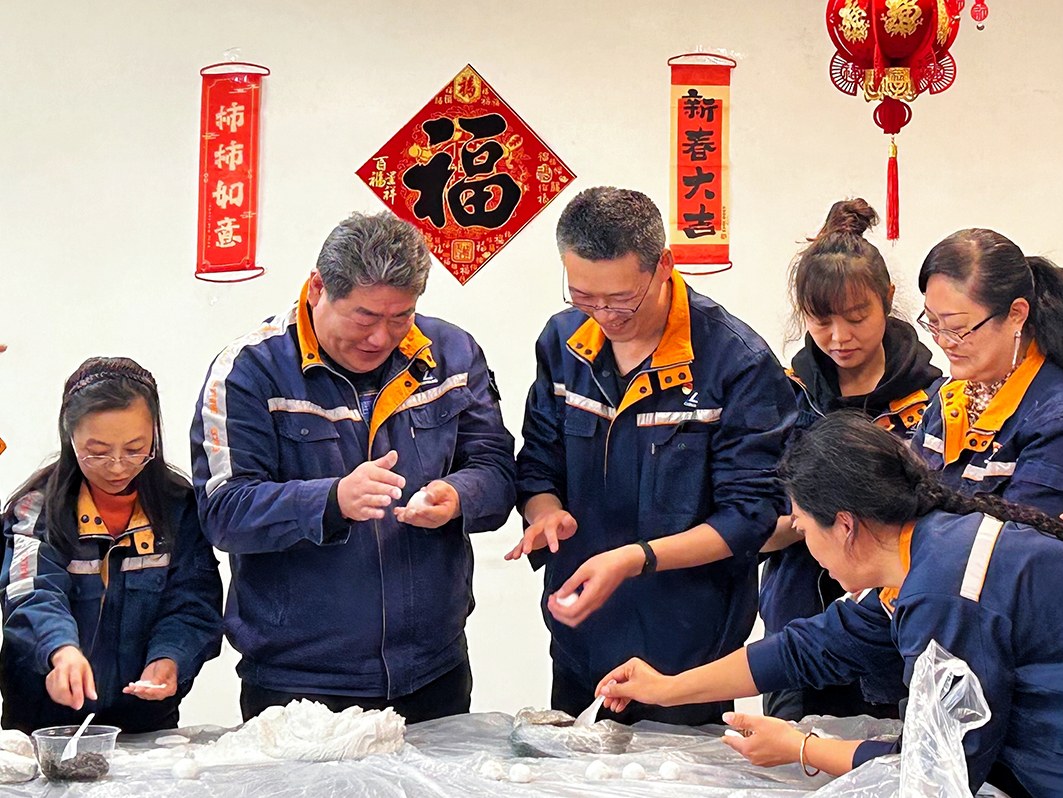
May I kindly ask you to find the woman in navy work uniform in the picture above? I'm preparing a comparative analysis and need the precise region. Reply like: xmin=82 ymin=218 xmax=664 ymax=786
xmin=760 ymin=199 xmax=940 ymax=721
xmin=912 ymin=229 xmax=1063 ymax=516
xmin=0 ymin=358 xmax=223 ymax=733
xmin=598 ymin=413 xmax=1062 ymax=798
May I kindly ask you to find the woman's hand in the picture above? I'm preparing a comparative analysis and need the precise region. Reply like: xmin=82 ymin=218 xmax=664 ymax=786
xmin=720 ymin=711 xmax=805 ymax=767
xmin=123 ymin=658 xmax=178 ymax=700
xmin=595 ymin=657 xmax=673 ymax=714
xmin=46 ymin=646 xmax=97 ymax=710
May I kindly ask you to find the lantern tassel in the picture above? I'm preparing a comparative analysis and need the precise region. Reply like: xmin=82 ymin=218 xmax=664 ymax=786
xmin=887 ymin=136 xmax=899 ymax=240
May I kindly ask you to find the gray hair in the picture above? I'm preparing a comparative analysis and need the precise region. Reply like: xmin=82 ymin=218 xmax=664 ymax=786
xmin=555 ymin=187 xmax=666 ymax=273
xmin=316 ymin=212 xmax=432 ymax=298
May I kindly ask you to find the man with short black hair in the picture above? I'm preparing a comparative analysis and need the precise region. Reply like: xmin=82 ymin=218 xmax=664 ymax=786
xmin=511 ymin=187 xmax=795 ymax=725
xmin=193 ymin=211 xmax=516 ymax=722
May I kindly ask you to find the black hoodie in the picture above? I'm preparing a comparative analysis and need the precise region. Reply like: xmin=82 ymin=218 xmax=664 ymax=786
xmin=787 ymin=317 xmax=943 ymax=435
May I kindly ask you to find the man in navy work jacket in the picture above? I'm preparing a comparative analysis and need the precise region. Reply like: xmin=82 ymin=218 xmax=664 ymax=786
xmin=192 ymin=211 xmax=516 ymax=723
xmin=509 ymin=187 xmax=796 ymax=725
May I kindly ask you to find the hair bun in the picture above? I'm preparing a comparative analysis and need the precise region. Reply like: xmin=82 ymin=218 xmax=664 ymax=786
xmin=819 ymin=199 xmax=878 ymax=238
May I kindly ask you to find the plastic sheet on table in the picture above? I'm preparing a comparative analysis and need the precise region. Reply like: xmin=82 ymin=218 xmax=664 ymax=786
xmin=0 ymin=643 xmax=1005 ymax=798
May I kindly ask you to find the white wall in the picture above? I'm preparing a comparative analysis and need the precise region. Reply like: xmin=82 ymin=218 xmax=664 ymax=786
xmin=1 ymin=1 xmax=1061 ymax=728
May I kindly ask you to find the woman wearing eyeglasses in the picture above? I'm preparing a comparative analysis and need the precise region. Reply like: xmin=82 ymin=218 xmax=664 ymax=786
xmin=760 ymin=199 xmax=941 ymax=722
xmin=0 ymin=357 xmax=223 ymax=734
xmin=911 ymin=229 xmax=1063 ymax=517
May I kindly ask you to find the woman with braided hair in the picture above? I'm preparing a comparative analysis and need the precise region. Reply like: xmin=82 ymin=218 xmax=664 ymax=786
xmin=0 ymin=357 xmax=223 ymax=733
xmin=596 ymin=412 xmax=1062 ymax=797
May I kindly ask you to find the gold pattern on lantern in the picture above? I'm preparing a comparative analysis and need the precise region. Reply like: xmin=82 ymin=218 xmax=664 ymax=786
xmin=863 ymin=67 xmax=918 ymax=101
xmin=840 ymin=0 xmax=870 ymax=42
xmin=881 ymin=0 xmax=924 ymax=37
xmin=936 ymin=0 xmax=951 ymax=45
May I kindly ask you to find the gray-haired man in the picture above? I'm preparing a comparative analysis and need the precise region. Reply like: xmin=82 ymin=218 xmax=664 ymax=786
xmin=192 ymin=212 xmax=516 ymax=722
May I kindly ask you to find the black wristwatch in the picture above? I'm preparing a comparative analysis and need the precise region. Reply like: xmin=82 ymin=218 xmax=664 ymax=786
xmin=636 ymin=539 xmax=657 ymax=576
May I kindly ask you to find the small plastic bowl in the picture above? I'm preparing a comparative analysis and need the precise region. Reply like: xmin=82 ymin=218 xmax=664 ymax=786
xmin=32 ymin=725 xmax=120 ymax=782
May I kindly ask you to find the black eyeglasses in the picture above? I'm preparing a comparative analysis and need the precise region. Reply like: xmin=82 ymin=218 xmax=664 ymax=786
xmin=917 ymin=310 xmax=1001 ymax=346
xmin=562 ymin=272 xmax=656 ymax=317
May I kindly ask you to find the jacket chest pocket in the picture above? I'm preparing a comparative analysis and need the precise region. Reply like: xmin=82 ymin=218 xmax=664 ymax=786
xmin=276 ymin=413 xmax=345 ymax=479
xmin=648 ymin=423 xmax=713 ymax=517
xmin=406 ymin=387 xmax=475 ymax=481
xmin=120 ymin=567 xmax=167 ymax=648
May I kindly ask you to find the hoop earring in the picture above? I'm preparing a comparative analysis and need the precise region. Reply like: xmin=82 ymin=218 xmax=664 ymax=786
xmin=1012 ymin=330 xmax=1023 ymax=369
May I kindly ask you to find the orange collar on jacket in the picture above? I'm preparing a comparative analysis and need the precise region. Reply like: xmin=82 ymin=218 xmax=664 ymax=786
xmin=939 ymin=342 xmax=1044 ymax=466
xmin=294 ymin=279 xmax=437 ymax=450
xmin=566 ymin=271 xmax=695 ymax=417
xmin=877 ymin=519 xmax=916 ymax=614
xmin=77 ymin=483 xmax=154 ymax=588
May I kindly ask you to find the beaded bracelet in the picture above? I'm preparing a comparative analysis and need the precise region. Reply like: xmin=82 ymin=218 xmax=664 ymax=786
xmin=800 ymin=731 xmax=821 ymax=777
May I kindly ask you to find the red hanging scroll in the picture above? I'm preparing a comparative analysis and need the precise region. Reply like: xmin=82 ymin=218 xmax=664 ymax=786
xmin=357 ymin=65 xmax=575 ymax=285
xmin=668 ymin=54 xmax=736 ymax=275
xmin=196 ymin=62 xmax=269 ymax=282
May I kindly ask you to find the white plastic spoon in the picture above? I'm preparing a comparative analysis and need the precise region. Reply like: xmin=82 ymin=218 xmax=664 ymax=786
xmin=574 ymin=694 xmax=606 ymax=727
xmin=60 ymin=712 xmax=95 ymax=762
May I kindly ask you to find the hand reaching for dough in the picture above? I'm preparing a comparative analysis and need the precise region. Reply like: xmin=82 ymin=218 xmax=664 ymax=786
xmin=393 ymin=480 xmax=460 ymax=528
xmin=124 ymin=658 xmax=178 ymax=700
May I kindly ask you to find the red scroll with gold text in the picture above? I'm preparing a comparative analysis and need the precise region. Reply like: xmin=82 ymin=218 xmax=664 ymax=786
xmin=196 ymin=62 xmax=269 ymax=282
xmin=668 ymin=54 xmax=735 ymax=274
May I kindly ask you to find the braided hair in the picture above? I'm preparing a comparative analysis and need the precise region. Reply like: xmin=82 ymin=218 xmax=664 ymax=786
xmin=780 ymin=411 xmax=1063 ymax=542
xmin=4 ymin=357 xmax=189 ymax=557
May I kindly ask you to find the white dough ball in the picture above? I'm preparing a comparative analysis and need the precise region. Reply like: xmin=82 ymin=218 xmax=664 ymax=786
xmin=508 ymin=763 xmax=533 ymax=783
xmin=406 ymin=490 xmax=431 ymax=512
xmin=659 ymin=760 xmax=681 ymax=780
xmin=556 ymin=592 xmax=578 ymax=608
xmin=172 ymin=758 xmax=200 ymax=779
xmin=478 ymin=760 xmax=506 ymax=780
xmin=622 ymin=762 xmax=646 ymax=780
xmin=584 ymin=759 xmax=610 ymax=780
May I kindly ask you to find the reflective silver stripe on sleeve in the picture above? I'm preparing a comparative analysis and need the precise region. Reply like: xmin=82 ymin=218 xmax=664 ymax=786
xmin=636 ymin=409 xmax=722 ymax=426
xmin=396 ymin=373 xmax=469 ymax=412
xmin=921 ymin=433 xmax=945 ymax=454
xmin=6 ymin=535 xmax=42 ymax=601
xmin=201 ymin=306 xmax=297 ymax=498
xmin=267 ymin=398 xmax=362 ymax=423
xmin=959 ymin=515 xmax=1005 ymax=602
xmin=553 ymin=383 xmax=567 ymax=397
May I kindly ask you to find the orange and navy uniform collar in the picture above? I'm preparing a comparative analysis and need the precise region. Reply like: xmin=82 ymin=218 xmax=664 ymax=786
xmin=77 ymin=483 xmax=156 ymax=588
xmin=565 ymin=271 xmax=695 ymax=417
xmin=294 ymin=278 xmax=438 ymax=450
xmin=877 ymin=519 xmax=916 ymax=614
xmin=938 ymin=342 xmax=1044 ymax=466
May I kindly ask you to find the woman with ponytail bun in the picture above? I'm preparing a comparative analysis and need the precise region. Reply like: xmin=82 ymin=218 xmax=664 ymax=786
xmin=761 ymin=198 xmax=940 ymax=722
xmin=912 ymin=229 xmax=1063 ymax=517
xmin=596 ymin=413 xmax=1062 ymax=798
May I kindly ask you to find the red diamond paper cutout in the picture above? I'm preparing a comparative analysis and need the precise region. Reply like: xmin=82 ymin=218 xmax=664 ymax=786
xmin=357 ymin=65 xmax=576 ymax=285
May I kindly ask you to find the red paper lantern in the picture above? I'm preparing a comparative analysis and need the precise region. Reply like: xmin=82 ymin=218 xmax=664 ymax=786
xmin=826 ymin=0 xmax=962 ymax=238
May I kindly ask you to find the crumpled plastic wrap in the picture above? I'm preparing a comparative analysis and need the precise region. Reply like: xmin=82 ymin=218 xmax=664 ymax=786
xmin=0 ymin=642 xmax=1003 ymax=798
